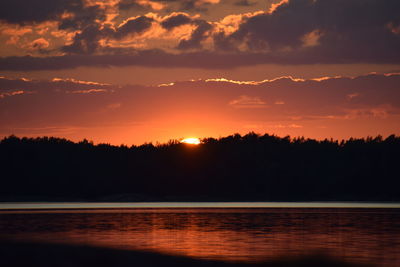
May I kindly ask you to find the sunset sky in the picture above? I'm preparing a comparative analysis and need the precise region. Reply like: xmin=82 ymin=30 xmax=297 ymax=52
xmin=1 ymin=0 xmax=400 ymax=145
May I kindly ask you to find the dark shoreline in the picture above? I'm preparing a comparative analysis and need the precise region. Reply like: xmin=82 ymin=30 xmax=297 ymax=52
xmin=0 ymin=241 xmax=367 ymax=267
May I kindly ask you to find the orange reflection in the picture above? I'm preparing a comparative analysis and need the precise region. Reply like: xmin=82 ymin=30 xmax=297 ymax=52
xmin=1 ymin=209 xmax=400 ymax=266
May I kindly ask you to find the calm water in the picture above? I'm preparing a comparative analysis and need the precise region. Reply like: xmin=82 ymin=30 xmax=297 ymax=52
xmin=1 ymin=203 xmax=400 ymax=266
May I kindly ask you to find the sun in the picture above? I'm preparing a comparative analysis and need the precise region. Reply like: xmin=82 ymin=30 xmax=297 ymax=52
xmin=180 ymin=137 xmax=201 ymax=145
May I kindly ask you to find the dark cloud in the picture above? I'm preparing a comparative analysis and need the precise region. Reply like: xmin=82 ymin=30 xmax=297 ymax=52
xmin=2 ymin=46 xmax=400 ymax=71
xmin=0 ymin=51 xmax=240 ymax=70
xmin=216 ymin=0 xmax=400 ymax=60
xmin=62 ymin=16 xmax=153 ymax=54
xmin=161 ymin=14 xmax=212 ymax=50
xmin=62 ymin=25 xmax=110 ymax=54
xmin=58 ymin=6 xmax=105 ymax=31
xmin=115 ymin=16 xmax=154 ymax=39
xmin=0 ymin=0 xmax=107 ymax=56
xmin=161 ymin=13 xmax=192 ymax=30
xmin=177 ymin=20 xmax=212 ymax=50
xmin=0 ymin=0 xmax=104 ymax=29
xmin=2 ymin=0 xmax=400 ymax=67
xmin=0 ymin=0 xmax=82 ymax=24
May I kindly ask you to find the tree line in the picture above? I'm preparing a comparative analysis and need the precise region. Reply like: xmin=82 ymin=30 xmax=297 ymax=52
xmin=0 ymin=133 xmax=399 ymax=201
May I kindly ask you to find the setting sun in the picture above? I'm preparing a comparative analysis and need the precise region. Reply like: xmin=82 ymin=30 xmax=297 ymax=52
xmin=181 ymin=138 xmax=201 ymax=145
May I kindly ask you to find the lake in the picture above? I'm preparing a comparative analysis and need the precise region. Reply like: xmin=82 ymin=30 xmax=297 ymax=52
xmin=1 ymin=202 xmax=400 ymax=266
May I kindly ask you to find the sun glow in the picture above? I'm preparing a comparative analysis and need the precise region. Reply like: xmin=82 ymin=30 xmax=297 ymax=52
xmin=181 ymin=137 xmax=201 ymax=145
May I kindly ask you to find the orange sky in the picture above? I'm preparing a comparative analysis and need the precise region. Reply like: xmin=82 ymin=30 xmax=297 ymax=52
xmin=1 ymin=74 xmax=400 ymax=145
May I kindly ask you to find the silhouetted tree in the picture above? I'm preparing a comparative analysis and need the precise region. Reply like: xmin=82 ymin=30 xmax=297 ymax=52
xmin=0 ymin=133 xmax=399 ymax=201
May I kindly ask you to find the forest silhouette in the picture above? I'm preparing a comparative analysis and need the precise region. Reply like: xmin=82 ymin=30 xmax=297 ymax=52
xmin=0 ymin=133 xmax=399 ymax=201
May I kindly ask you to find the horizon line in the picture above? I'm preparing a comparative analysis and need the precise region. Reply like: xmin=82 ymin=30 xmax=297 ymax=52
xmin=1 ymin=132 xmax=398 ymax=147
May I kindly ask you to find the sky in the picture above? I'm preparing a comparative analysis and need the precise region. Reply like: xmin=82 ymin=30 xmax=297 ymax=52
xmin=1 ymin=0 xmax=400 ymax=145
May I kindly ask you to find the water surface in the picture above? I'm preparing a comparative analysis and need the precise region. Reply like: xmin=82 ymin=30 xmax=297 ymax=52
xmin=0 ymin=203 xmax=399 ymax=266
